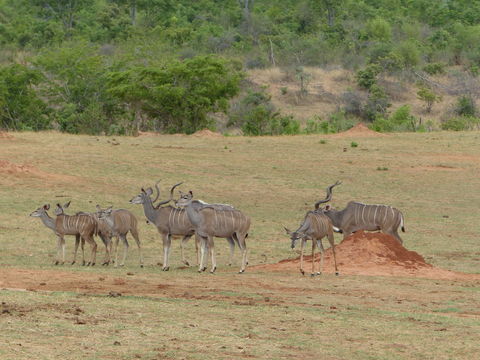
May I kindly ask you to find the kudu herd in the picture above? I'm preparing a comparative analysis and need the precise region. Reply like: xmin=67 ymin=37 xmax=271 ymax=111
xmin=31 ymin=179 xmax=405 ymax=276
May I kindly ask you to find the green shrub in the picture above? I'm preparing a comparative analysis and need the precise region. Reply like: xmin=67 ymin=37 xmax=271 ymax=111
xmin=371 ymin=105 xmax=418 ymax=132
xmin=363 ymin=84 xmax=391 ymax=121
xmin=441 ymin=116 xmax=480 ymax=131
xmin=455 ymin=95 xmax=476 ymax=117
xmin=356 ymin=64 xmax=382 ymax=90
xmin=423 ymin=62 xmax=446 ymax=75
xmin=417 ymin=86 xmax=442 ymax=113
xmin=350 ymin=141 xmax=358 ymax=148
xmin=304 ymin=116 xmax=324 ymax=134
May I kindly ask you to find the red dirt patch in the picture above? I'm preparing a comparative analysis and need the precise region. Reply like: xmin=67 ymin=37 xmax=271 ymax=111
xmin=0 ymin=131 xmax=14 ymax=139
xmin=253 ymin=231 xmax=479 ymax=280
xmin=191 ymin=129 xmax=223 ymax=138
xmin=0 ymin=160 xmax=77 ymax=182
xmin=329 ymin=123 xmax=386 ymax=138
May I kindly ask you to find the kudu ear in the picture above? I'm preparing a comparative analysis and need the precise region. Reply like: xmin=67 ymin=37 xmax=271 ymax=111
xmin=325 ymin=205 xmax=331 ymax=210
xmin=64 ymin=201 xmax=71 ymax=209
xmin=43 ymin=204 xmax=50 ymax=210
xmin=145 ymin=187 xmax=153 ymax=196
xmin=56 ymin=203 xmax=62 ymax=208
xmin=284 ymin=227 xmax=291 ymax=235
xmin=189 ymin=190 xmax=193 ymax=196
xmin=96 ymin=205 xmax=102 ymax=211
xmin=107 ymin=206 xmax=113 ymax=210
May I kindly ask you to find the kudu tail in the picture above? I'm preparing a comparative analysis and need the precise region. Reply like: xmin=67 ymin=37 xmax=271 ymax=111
xmin=400 ymin=213 xmax=405 ymax=232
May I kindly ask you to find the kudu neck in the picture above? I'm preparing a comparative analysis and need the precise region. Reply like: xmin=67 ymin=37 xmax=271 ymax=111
xmin=40 ymin=212 xmax=56 ymax=230
xmin=142 ymin=198 xmax=158 ymax=223
xmin=184 ymin=201 xmax=203 ymax=226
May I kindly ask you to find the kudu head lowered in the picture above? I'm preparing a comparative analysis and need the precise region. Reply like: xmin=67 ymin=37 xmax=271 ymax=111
xmin=284 ymin=227 xmax=306 ymax=249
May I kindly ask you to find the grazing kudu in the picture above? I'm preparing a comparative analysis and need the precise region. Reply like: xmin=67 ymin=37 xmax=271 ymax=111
xmin=175 ymin=191 xmax=251 ymax=274
xmin=129 ymin=181 xmax=197 ymax=271
xmin=95 ymin=206 xmax=143 ymax=267
xmin=284 ymin=211 xmax=339 ymax=276
xmin=315 ymin=181 xmax=406 ymax=243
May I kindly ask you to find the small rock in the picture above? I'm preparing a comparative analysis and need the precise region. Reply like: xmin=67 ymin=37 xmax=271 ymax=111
xmin=108 ymin=291 xmax=122 ymax=297
xmin=113 ymin=341 xmax=121 ymax=346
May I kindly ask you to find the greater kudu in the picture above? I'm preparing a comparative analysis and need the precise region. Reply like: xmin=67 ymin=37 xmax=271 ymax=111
xmin=315 ymin=181 xmax=406 ymax=243
xmin=30 ymin=204 xmax=80 ymax=264
xmin=129 ymin=181 xmax=197 ymax=271
xmin=95 ymin=206 xmax=143 ymax=267
xmin=47 ymin=202 xmax=98 ymax=265
xmin=285 ymin=211 xmax=339 ymax=276
xmin=175 ymin=191 xmax=251 ymax=274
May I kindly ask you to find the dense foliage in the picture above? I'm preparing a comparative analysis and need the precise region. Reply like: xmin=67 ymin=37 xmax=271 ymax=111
xmin=1 ymin=0 xmax=480 ymax=134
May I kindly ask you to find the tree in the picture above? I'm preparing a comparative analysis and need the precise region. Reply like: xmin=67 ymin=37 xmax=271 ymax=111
xmin=107 ymin=56 xmax=243 ymax=134
xmin=0 ymin=64 xmax=49 ymax=130
xmin=417 ymin=86 xmax=441 ymax=113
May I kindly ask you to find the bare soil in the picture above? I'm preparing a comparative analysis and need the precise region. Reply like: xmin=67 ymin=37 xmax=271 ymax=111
xmin=253 ymin=231 xmax=480 ymax=281
xmin=329 ymin=123 xmax=386 ymax=138
xmin=190 ymin=129 xmax=223 ymax=138
xmin=0 ymin=159 xmax=76 ymax=182
xmin=0 ymin=131 xmax=14 ymax=139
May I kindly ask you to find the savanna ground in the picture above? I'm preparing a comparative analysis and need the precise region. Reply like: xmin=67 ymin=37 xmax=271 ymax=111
xmin=0 ymin=130 xmax=479 ymax=359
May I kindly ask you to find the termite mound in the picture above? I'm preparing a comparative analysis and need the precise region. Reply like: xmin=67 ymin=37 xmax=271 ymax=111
xmin=254 ymin=231 xmax=479 ymax=280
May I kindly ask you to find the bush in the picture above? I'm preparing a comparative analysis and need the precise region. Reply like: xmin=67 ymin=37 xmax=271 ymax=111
xmin=441 ymin=116 xmax=480 ymax=131
xmin=363 ymin=84 xmax=391 ymax=121
xmin=356 ymin=64 xmax=382 ymax=90
xmin=304 ymin=116 xmax=324 ymax=134
xmin=423 ymin=62 xmax=446 ymax=75
xmin=455 ymin=95 xmax=476 ymax=117
xmin=318 ymin=111 xmax=356 ymax=134
xmin=371 ymin=105 xmax=418 ymax=132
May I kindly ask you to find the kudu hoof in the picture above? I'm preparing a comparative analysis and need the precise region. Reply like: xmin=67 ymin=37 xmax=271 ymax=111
xmin=335 ymin=272 xmax=340 ymax=276
xmin=140 ymin=264 xmax=144 ymax=268
xmin=239 ymin=269 xmax=245 ymax=274
xmin=310 ymin=273 xmax=315 ymax=277
xmin=102 ymin=262 xmax=109 ymax=266
xmin=184 ymin=261 xmax=190 ymax=267
xmin=82 ymin=261 xmax=86 ymax=266
xmin=71 ymin=261 xmax=75 ymax=265
xmin=210 ymin=267 xmax=216 ymax=274
xmin=300 ymin=270 xmax=305 ymax=276
xmin=54 ymin=261 xmax=59 ymax=265
xmin=198 ymin=267 xmax=207 ymax=273
xmin=162 ymin=267 xmax=169 ymax=272
xmin=316 ymin=272 xmax=322 ymax=276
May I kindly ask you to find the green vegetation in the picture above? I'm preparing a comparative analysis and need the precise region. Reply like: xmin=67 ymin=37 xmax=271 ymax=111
xmin=1 ymin=0 xmax=480 ymax=134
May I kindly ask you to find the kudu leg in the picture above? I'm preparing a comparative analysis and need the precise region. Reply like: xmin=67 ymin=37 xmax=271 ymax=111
xmin=237 ymin=234 xmax=248 ymax=273
xmin=162 ymin=233 xmax=171 ymax=271
xmin=72 ymin=234 xmax=80 ymax=265
xmin=327 ymin=232 xmax=339 ymax=275
xmin=208 ymin=236 xmax=216 ymax=273
xmin=317 ymin=239 xmax=325 ymax=275
xmin=310 ymin=239 xmax=316 ymax=277
xmin=99 ymin=234 xmax=111 ymax=266
xmin=198 ymin=236 xmax=208 ymax=272
xmin=226 ymin=237 xmax=235 ymax=266
xmin=84 ymin=235 xmax=97 ymax=266
xmin=81 ymin=238 xmax=85 ymax=265
xmin=130 ymin=228 xmax=143 ymax=268
xmin=299 ymin=238 xmax=305 ymax=276
xmin=180 ymin=235 xmax=192 ymax=266
xmin=113 ymin=236 xmax=120 ymax=267
xmin=120 ymin=234 xmax=129 ymax=267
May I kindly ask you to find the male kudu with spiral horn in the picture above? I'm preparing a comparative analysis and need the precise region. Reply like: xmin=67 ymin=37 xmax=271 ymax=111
xmin=315 ymin=181 xmax=406 ymax=243
xmin=175 ymin=190 xmax=251 ymax=274
xmin=129 ymin=181 xmax=197 ymax=270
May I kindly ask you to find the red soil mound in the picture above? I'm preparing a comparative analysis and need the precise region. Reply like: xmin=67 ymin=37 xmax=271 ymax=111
xmin=191 ymin=129 xmax=222 ymax=138
xmin=0 ymin=160 xmax=76 ymax=182
xmin=330 ymin=123 xmax=386 ymax=138
xmin=254 ymin=231 xmax=478 ymax=280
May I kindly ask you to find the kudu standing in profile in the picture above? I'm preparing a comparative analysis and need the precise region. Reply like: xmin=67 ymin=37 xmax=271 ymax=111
xmin=315 ymin=181 xmax=406 ymax=243
xmin=129 ymin=181 xmax=197 ymax=271
xmin=30 ymin=202 xmax=98 ymax=265
xmin=175 ymin=190 xmax=251 ymax=274
xmin=95 ymin=205 xmax=143 ymax=267
xmin=285 ymin=211 xmax=339 ymax=277
xmin=30 ymin=204 xmax=79 ymax=264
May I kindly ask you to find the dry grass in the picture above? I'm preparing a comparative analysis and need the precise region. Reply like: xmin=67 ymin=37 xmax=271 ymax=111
xmin=247 ymin=67 xmax=464 ymax=125
xmin=0 ymin=130 xmax=480 ymax=359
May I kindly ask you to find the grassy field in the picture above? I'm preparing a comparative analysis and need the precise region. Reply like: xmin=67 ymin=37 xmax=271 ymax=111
xmin=0 ymin=130 xmax=479 ymax=359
